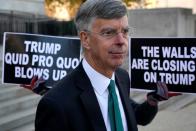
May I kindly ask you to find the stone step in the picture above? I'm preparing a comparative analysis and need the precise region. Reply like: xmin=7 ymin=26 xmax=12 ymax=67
xmin=0 ymin=86 xmax=33 ymax=102
xmin=132 ymin=93 xmax=146 ymax=103
xmin=0 ymin=83 xmax=17 ymax=88
xmin=0 ymin=107 xmax=36 ymax=131
xmin=160 ymin=94 xmax=196 ymax=111
xmin=158 ymin=94 xmax=185 ymax=110
xmin=0 ymin=69 xmax=2 ymax=78
xmin=0 ymin=94 xmax=41 ymax=117
xmin=131 ymin=90 xmax=151 ymax=103
xmin=0 ymin=60 xmax=2 ymax=67
xmin=11 ymin=122 xmax=34 ymax=131
xmin=131 ymin=91 xmax=196 ymax=111
xmin=0 ymin=60 xmax=2 ymax=78
xmin=130 ymin=89 xmax=145 ymax=97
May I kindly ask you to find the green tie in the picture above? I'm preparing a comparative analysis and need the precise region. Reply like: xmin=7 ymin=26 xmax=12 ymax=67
xmin=108 ymin=80 xmax=124 ymax=131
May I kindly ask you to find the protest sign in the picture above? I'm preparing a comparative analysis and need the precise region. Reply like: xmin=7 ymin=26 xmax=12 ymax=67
xmin=2 ymin=32 xmax=81 ymax=86
xmin=130 ymin=38 xmax=196 ymax=93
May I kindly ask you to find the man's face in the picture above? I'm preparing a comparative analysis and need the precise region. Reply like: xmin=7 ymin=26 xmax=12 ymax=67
xmin=81 ymin=16 xmax=129 ymax=73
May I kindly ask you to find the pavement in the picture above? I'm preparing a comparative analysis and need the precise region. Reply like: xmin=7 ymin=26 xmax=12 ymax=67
xmin=138 ymin=102 xmax=196 ymax=131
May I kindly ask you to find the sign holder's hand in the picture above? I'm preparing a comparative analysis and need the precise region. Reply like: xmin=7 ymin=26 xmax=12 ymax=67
xmin=147 ymin=81 xmax=182 ymax=105
xmin=21 ymin=76 xmax=50 ymax=95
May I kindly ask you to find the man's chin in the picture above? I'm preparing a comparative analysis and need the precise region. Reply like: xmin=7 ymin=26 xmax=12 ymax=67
xmin=111 ymin=60 xmax=124 ymax=68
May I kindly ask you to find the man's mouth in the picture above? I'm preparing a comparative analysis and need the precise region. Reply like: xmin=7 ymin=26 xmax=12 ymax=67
xmin=109 ymin=50 xmax=125 ymax=54
xmin=109 ymin=51 xmax=126 ymax=58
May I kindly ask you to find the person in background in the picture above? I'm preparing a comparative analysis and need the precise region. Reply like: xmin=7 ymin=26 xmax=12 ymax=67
xmin=21 ymin=76 xmax=50 ymax=95
xmin=33 ymin=0 xmax=180 ymax=130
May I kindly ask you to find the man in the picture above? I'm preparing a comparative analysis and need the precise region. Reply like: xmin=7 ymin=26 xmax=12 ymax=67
xmin=35 ymin=0 xmax=179 ymax=131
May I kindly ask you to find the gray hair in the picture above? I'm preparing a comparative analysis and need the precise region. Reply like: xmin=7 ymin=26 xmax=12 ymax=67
xmin=74 ymin=0 xmax=127 ymax=33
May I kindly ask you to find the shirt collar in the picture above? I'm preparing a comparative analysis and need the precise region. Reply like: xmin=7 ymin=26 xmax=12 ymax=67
xmin=82 ymin=58 xmax=115 ymax=96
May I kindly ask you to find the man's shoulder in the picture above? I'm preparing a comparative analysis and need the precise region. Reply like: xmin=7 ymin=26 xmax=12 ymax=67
xmin=116 ymin=67 xmax=129 ymax=76
xmin=54 ymin=63 xmax=84 ymax=86
xmin=115 ymin=68 xmax=130 ymax=84
xmin=41 ymin=72 xmax=79 ymax=105
xmin=44 ymin=64 xmax=85 ymax=94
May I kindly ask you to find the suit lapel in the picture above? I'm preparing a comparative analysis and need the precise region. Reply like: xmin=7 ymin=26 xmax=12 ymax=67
xmin=115 ymin=72 xmax=138 ymax=131
xmin=76 ymin=64 xmax=107 ymax=131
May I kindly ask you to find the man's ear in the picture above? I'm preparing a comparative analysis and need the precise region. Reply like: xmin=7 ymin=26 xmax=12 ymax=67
xmin=79 ymin=31 xmax=90 ymax=50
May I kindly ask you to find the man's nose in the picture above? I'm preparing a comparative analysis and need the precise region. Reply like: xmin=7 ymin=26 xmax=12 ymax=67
xmin=114 ymin=33 xmax=127 ymax=44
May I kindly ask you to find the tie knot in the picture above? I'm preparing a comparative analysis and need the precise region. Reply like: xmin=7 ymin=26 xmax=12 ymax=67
xmin=108 ymin=80 xmax=115 ymax=93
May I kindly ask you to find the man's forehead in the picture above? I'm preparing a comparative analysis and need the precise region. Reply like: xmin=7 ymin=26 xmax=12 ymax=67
xmin=92 ymin=16 xmax=128 ymax=28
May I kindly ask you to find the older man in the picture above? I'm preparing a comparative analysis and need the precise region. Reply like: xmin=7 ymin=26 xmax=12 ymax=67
xmin=35 ymin=0 xmax=177 ymax=131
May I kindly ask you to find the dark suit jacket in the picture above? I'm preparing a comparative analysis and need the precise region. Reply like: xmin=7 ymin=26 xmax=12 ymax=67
xmin=35 ymin=63 xmax=158 ymax=131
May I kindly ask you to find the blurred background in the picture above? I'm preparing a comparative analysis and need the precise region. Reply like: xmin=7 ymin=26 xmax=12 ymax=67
xmin=0 ymin=0 xmax=196 ymax=131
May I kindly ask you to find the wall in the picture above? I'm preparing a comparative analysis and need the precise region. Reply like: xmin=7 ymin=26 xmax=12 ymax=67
xmin=128 ymin=8 xmax=196 ymax=37
xmin=0 ymin=0 xmax=45 ymax=15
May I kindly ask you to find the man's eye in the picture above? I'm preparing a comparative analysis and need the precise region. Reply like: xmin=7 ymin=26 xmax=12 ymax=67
xmin=102 ymin=30 xmax=116 ymax=36
xmin=122 ymin=28 xmax=129 ymax=34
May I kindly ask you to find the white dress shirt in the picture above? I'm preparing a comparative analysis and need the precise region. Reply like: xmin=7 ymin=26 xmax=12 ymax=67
xmin=82 ymin=59 xmax=128 ymax=131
